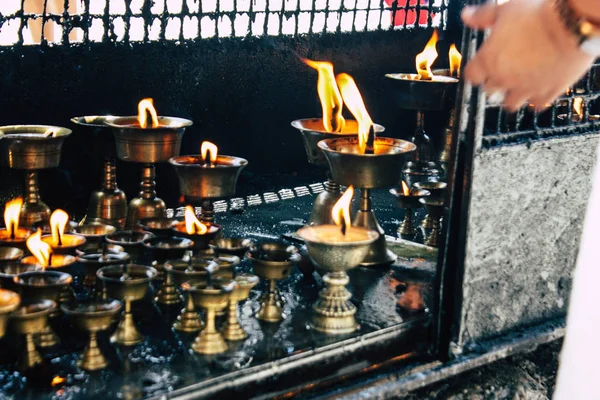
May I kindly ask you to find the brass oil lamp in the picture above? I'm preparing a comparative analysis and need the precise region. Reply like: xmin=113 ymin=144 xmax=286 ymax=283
xmin=210 ymin=237 xmax=255 ymax=258
xmin=0 ymin=125 xmax=72 ymax=227
xmin=0 ymin=262 xmax=41 ymax=291
xmin=137 ymin=217 xmax=178 ymax=236
xmin=105 ymin=230 xmax=154 ymax=264
xmin=0 ymin=246 xmax=24 ymax=264
xmin=419 ymin=197 xmax=445 ymax=247
xmin=172 ymin=206 xmax=221 ymax=254
xmin=0 ymin=288 xmax=20 ymax=339
xmin=413 ymin=181 xmax=447 ymax=229
xmin=40 ymin=209 xmax=86 ymax=255
xmin=297 ymin=186 xmax=378 ymax=334
xmin=222 ymin=273 xmax=259 ymax=341
xmin=0 ymin=197 xmax=31 ymax=250
xmin=73 ymin=223 xmax=117 ymax=252
xmin=319 ymin=73 xmax=416 ymax=266
xmin=169 ymin=141 xmax=247 ymax=225
xmin=105 ymin=98 xmax=192 ymax=229
xmin=71 ymin=116 xmax=128 ymax=229
xmin=76 ymin=250 xmax=131 ymax=296
xmin=389 ymin=181 xmax=430 ymax=238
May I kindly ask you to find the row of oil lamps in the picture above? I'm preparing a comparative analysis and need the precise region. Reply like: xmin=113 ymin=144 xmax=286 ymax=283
xmin=0 ymin=30 xmax=458 ymax=374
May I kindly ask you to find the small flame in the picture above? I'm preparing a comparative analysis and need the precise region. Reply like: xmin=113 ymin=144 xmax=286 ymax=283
xmin=43 ymin=127 xmax=59 ymax=137
xmin=573 ymin=97 xmax=584 ymax=119
xmin=331 ymin=186 xmax=354 ymax=234
xmin=416 ymin=29 xmax=439 ymax=80
xmin=51 ymin=376 xmax=66 ymax=387
xmin=401 ymin=181 xmax=410 ymax=196
xmin=137 ymin=98 xmax=159 ymax=129
xmin=26 ymin=229 xmax=52 ymax=269
xmin=303 ymin=58 xmax=345 ymax=133
xmin=4 ymin=197 xmax=23 ymax=239
xmin=201 ymin=141 xmax=218 ymax=164
xmin=184 ymin=206 xmax=208 ymax=235
xmin=336 ymin=73 xmax=374 ymax=154
xmin=449 ymin=44 xmax=462 ymax=78
xmin=50 ymin=209 xmax=69 ymax=247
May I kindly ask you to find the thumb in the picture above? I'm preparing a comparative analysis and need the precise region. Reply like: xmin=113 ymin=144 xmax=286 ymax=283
xmin=461 ymin=3 xmax=500 ymax=30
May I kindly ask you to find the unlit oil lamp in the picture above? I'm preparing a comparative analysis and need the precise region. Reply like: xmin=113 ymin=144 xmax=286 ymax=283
xmin=0 ymin=263 xmax=41 ymax=291
xmin=419 ymin=197 xmax=445 ymax=247
xmin=0 ymin=288 xmax=20 ymax=339
xmin=137 ymin=216 xmax=178 ymax=236
xmin=0 ymin=246 xmax=24 ymax=264
xmin=105 ymin=98 xmax=193 ymax=229
xmin=96 ymin=264 xmax=157 ymax=346
xmin=413 ymin=181 xmax=447 ymax=229
xmin=106 ymin=230 xmax=154 ymax=264
xmin=182 ymin=278 xmax=236 ymax=355
xmin=76 ymin=250 xmax=131 ymax=296
xmin=292 ymin=58 xmax=385 ymax=225
xmin=172 ymin=206 xmax=221 ymax=254
xmin=248 ymin=242 xmax=300 ymax=322
xmin=71 ymin=116 xmax=128 ymax=229
xmin=222 ymin=273 xmax=259 ymax=341
xmin=390 ymin=181 xmax=430 ymax=238
xmin=297 ymin=186 xmax=378 ymax=334
xmin=0 ymin=197 xmax=31 ymax=250
xmin=0 ymin=125 xmax=72 ymax=227
xmin=142 ymin=236 xmax=194 ymax=305
xmin=319 ymin=74 xmax=416 ymax=266
xmin=61 ymin=299 xmax=122 ymax=371
xmin=210 ymin=237 xmax=255 ymax=258
xmin=169 ymin=140 xmax=248 ymax=225
xmin=8 ymin=299 xmax=56 ymax=371
xmin=40 ymin=209 xmax=86 ymax=255
xmin=73 ymin=223 xmax=117 ymax=251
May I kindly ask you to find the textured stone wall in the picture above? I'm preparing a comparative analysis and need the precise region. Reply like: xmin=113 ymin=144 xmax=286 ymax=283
xmin=457 ymin=133 xmax=599 ymax=348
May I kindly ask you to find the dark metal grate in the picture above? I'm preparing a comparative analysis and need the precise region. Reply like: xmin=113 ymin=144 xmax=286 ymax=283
xmin=482 ymin=62 xmax=600 ymax=147
xmin=0 ymin=0 xmax=449 ymax=46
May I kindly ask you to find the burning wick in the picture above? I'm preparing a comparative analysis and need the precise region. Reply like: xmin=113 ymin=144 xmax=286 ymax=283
xmin=184 ymin=205 xmax=208 ymax=235
xmin=26 ymin=229 xmax=53 ymax=269
xmin=336 ymin=73 xmax=375 ymax=154
xmin=4 ymin=197 xmax=23 ymax=240
xmin=200 ymin=141 xmax=218 ymax=167
xmin=50 ymin=209 xmax=69 ymax=247
xmin=137 ymin=98 xmax=159 ymax=129
xmin=332 ymin=186 xmax=354 ymax=236
xmin=416 ymin=29 xmax=439 ymax=81
xmin=366 ymin=125 xmax=375 ymax=155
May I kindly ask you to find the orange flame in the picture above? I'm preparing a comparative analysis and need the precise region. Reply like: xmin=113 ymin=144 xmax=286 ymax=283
xmin=4 ymin=197 xmax=23 ymax=238
xmin=43 ymin=127 xmax=59 ymax=137
xmin=573 ymin=97 xmax=584 ymax=119
xmin=26 ymin=229 xmax=52 ymax=269
xmin=416 ymin=30 xmax=439 ymax=80
xmin=449 ymin=44 xmax=462 ymax=78
xmin=401 ymin=181 xmax=410 ymax=196
xmin=201 ymin=141 xmax=218 ymax=164
xmin=137 ymin=98 xmax=159 ymax=129
xmin=336 ymin=73 xmax=373 ymax=154
xmin=50 ymin=209 xmax=69 ymax=247
xmin=303 ymin=58 xmax=345 ymax=133
xmin=51 ymin=376 xmax=66 ymax=387
xmin=184 ymin=206 xmax=208 ymax=235
xmin=331 ymin=186 xmax=354 ymax=232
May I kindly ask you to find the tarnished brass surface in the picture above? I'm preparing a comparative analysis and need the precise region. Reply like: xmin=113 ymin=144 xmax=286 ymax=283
xmin=105 ymin=230 xmax=154 ymax=263
xmin=0 ymin=246 xmax=24 ymax=263
xmin=137 ymin=217 xmax=176 ymax=236
xmin=155 ymin=267 xmax=183 ymax=305
xmin=223 ymin=273 xmax=259 ymax=341
xmin=0 ymin=289 xmax=20 ymax=338
xmin=74 ymin=224 xmax=117 ymax=247
xmin=41 ymin=234 xmax=86 ymax=255
xmin=126 ymin=164 xmax=167 ymax=230
xmin=389 ymin=188 xmax=430 ymax=237
xmin=172 ymin=223 xmax=221 ymax=252
xmin=308 ymin=179 xmax=342 ymax=226
xmin=184 ymin=279 xmax=236 ymax=355
xmin=20 ymin=171 xmax=51 ymax=227
xmin=297 ymin=225 xmax=377 ymax=334
xmin=61 ymin=299 xmax=122 ymax=371
xmin=142 ymin=237 xmax=194 ymax=281
xmin=0 ymin=228 xmax=30 ymax=250
xmin=169 ymin=154 xmax=247 ymax=202
xmin=9 ymin=299 xmax=55 ymax=371
xmin=0 ymin=262 xmax=40 ymax=291
xmin=97 ymin=264 xmax=157 ymax=346
xmin=248 ymin=243 xmax=300 ymax=322
xmin=86 ymin=159 xmax=128 ymax=229
xmin=76 ymin=251 xmax=131 ymax=294
xmin=384 ymin=73 xmax=458 ymax=111
xmin=412 ymin=181 xmax=448 ymax=198
xmin=0 ymin=125 xmax=72 ymax=169
xmin=210 ymin=237 xmax=255 ymax=258
xmin=419 ymin=197 xmax=445 ymax=248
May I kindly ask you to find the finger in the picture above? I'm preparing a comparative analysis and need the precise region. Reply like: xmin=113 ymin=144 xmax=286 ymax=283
xmin=503 ymin=90 xmax=529 ymax=113
xmin=464 ymin=58 xmax=488 ymax=86
xmin=461 ymin=3 xmax=500 ymax=30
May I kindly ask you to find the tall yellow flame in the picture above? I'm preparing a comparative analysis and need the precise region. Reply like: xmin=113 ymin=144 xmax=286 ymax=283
xmin=416 ymin=30 xmax=439 ymax=80
xmin=331 ymin=186 xmax=354 ymax=231
xmin=201 ymin=141 xmax=218 ymax=164
xmin=4 ymin=197 xmax=23 ymax=238
xmin=336 ymin=73 xmax=374 ymax=154
xmin=573 ymin=97 xmax=584 ymax=119
xmin=303 ymin=58 xmax=345 ymax=133
xmin=137 ymin=98 xmax=159 ymax=129
xmin=26 ymin=229 xmax=52 ymax=269
xmin=50 ymin=209 xmax=69 ymax=247
xmin=449 ymin=44 xmax=462 ymax=78
xmin=184 ymin=206 xmax=208 ymax=235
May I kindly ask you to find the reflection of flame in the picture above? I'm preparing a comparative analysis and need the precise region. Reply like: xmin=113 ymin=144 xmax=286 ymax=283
xmin=27 ymin=229 xmax=52 ymax=269
xmin=4 ymin=197 xmax=23 ymax=239
xmin=416 ymin=29 xmax=439 ymax=80
xmin=51 ymin=376 xmax=66 ymax=387
xmin=332 ymin=186 xmax=354 ymax=233
xmin=184 ymin=206 xmax=208 ymax=235
xmin=336 ymin=73 xmax=373 ymax=154
xmin=401 ymin=181 xmax=410 ymax=196
xmin=573 ymin=97 xmax=584 ymax=119
xmin=449 ymin=44 xmax=462 ymax=78
xmin=201 ymin=141 xmax=218 ymax=164
xmin=50 ymin=209 xmax=69 ymax=247
xmin=137 ymin=98 xmax=159 ymax=129
xmin=303 ymin=58 xmax=345 ymax=133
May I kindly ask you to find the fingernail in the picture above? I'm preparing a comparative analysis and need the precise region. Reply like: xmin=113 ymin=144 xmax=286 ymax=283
xmin=461 ymin=6 xmax=475 ymax=20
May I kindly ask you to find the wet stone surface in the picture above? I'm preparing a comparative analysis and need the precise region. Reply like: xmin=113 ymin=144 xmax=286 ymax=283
xmin=0 ymin=184 xmax=437 ymax=399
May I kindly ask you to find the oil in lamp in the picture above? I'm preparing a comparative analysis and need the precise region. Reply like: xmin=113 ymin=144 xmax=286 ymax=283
xmin=413 ymin=181 xmax=447 ymax=229
xmin=71 ymin=116 xmax=128 ymax=229
xmin=248 ymin=242 xmax=300 ymax=322
xmin=61 ymin=299 xmax=122 ymax=371
xmin=169 ymin=141 xmax=248 ymax=225
xmin=222 ymin=273 xmax=259 ymax=341
xmin=389 ymin=181 xmax=430 ymax=238
xmin=0 ymin=246 xmax=24 ymax=264
xmin=182 ymin=278 xmax=237 ymax=355
xmin=297 ymin=186 xmax=378 ymax=334
xmin=106 ymin=230 xmax=154 ymax=264
xmin=105 ymin=98 xmax=193 ymax=229
xmin=96 ymin=264 xmax=157 ymax=346
xmin=319 ymin=74 xmax=416 ymax=266
xmin=40 ymin=209 xmax=86 ymax=255
xmin=292 ymin=59 xmax=384 ymax=225
xmin=0 ymin=197 xmax=31 ymax=250
xmin=172 ymin=206 xmax=221 ymax=254
xmin=19 ymin=229 xmax=75 ymax=347
xmin=0 ymin=125 xmax=72 ymax=227
xmin=0 ymin=288 xmax=20 ymax=339
xmin=418 ymin=196 xmax=445 ymax=247
xmin=8 ymin=299 xmax=56 ymax=371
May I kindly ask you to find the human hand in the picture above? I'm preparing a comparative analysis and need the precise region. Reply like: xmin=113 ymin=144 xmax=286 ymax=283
xmin=461 ymin=0 xmax=596 ymax=112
